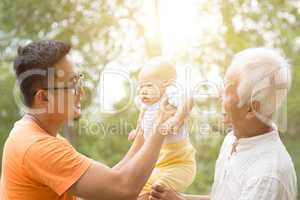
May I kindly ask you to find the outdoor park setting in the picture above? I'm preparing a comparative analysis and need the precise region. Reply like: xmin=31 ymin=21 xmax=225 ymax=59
xmin=0 ymin=0 xmax=299 ymax=199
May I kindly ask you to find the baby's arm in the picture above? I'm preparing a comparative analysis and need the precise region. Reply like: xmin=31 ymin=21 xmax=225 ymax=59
xmin=128 ymin=109 xmax=145 ymax=141
xmin=128 ymin=129 xmax=138 ymax=141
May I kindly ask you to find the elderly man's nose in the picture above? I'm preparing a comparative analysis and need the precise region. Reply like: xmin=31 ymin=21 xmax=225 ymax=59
xmin=218 ymin=88 xmax=225 ymax=100
xmin=219 ymin=94 xmax=224 ymax=102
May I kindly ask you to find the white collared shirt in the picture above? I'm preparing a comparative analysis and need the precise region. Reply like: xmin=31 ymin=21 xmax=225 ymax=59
xmin=211 ymin=130 xmax=297 ymax=200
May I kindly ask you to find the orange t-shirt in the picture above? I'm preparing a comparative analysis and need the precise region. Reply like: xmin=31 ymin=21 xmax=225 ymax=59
xmin=0 ymin=118 xmax=91 ymax=200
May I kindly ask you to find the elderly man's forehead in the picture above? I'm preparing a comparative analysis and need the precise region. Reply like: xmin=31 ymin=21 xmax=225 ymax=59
xmin=224 ymin=68 xmax=240 ymax=85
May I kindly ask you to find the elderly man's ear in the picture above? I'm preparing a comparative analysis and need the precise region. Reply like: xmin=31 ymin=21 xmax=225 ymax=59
xmin=246 ymin=100 xmax=260 ymax=119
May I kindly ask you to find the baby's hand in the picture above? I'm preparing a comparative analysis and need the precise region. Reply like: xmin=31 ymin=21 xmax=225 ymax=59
xmin=128 ymin=129 xmax=137 ymax=142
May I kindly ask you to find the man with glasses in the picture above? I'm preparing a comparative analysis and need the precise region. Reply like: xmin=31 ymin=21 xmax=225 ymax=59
xmin=0 ymin=40 xmax=190 ymax=200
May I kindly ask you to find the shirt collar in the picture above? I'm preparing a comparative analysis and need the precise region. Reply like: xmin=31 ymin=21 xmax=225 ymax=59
xmin=232 ymin=128 xmax=279 ymax=153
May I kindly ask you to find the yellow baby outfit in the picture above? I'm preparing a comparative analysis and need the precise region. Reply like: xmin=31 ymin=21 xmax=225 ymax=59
xmin=139 ymin=100 xmax=196 ymax=195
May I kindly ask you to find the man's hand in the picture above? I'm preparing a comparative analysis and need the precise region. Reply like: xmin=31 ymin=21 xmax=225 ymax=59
xmin=150 ymin=184 xmax=185 ymax=200
xmin=155 ymin=97 xmax=177 ymax=135
xmin=150 ymin=184 xmax=210 ymax=200
xmin=157 ymin=95 xmax=194 ymax=135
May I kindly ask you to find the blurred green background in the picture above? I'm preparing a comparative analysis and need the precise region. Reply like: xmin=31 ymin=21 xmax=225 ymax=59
xmin=0 ymin=0 xmax=299 ymax=198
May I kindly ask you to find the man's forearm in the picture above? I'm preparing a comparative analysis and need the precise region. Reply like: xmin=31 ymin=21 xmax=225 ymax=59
xmin=113 ymin=129 xmax=144 ymax=170
xmin=117 ymin=128 xmax=165 ymax=196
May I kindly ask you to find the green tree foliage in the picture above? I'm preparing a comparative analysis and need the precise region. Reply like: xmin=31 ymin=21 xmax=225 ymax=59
xmin=0 ymin=0 xmax=299 ymax=197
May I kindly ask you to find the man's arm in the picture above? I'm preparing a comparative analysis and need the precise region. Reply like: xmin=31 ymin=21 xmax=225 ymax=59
xmin=68 ymin=109 xmax=174 ymax=200
xmin=113 ymin=108 xmax=146 ymax=170
xmin=113 ymin=129 xmax=144 ymax=170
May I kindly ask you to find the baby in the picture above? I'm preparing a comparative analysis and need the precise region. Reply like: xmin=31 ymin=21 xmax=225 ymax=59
xmin=130 ymin=57 xmax=196 ymax=200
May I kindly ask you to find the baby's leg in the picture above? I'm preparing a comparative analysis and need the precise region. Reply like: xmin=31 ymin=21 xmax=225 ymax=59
xmin=151 ymin=163 xmax=196 ymax=194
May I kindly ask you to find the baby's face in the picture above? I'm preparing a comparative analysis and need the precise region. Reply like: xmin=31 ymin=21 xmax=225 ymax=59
xmin=138 ymin=79 xmax=166 ymax=105
xmin=137 ymin=60 xmax=176 ymax=105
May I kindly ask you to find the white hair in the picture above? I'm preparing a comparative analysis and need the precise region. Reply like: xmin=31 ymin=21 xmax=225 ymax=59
xmin=229 ymin=48 xmax=291 ymax=118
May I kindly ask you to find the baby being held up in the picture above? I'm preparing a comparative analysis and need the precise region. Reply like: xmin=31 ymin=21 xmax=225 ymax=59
xmin=129 ymin=57 xmax=196 ymax=200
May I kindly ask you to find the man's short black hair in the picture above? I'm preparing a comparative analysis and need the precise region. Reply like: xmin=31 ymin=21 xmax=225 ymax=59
xmin=14 ymin=40 xmax=71 ymax=107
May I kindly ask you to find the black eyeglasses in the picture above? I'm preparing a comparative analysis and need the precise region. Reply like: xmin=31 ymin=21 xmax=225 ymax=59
xmin=34 ymin=73 xmax=84 ymax=95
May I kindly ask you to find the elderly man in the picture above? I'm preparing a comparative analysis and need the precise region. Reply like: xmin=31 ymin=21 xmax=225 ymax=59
xmin=0 ymin=40 xmax=191 ymax=200
xmin=150 ymin=48 xmax=297 ymax=200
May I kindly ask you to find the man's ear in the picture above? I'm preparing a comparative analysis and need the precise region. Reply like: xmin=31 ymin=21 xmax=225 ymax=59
xmin=34 ymin=90 xmax=48 ymax=105
xmin=246 ymin=100 xmax=260 ymax=119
